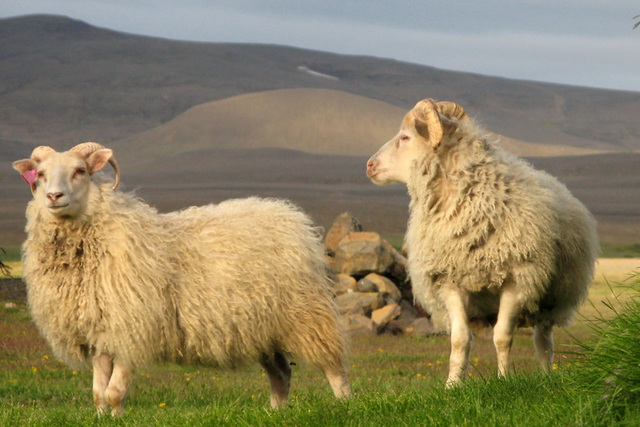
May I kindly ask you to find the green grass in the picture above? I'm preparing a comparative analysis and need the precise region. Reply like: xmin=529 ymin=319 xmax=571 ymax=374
xmin=599 ymin=242 xmax=640 ymax=258
xmin=0 ymin=246 xmax=21 ymax=263
xmin=2 ymin=275 xmax=640 ymax=426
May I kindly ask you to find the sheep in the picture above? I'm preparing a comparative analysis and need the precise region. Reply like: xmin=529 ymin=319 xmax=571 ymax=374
xmin=12 ymin=143 xmax=351 ymax=415
xmin=366 ymin=99 xmax=598 ymax=387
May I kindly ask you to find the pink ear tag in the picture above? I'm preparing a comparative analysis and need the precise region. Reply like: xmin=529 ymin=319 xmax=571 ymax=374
xmin=21 ymin=169 xmax=37 ymax=185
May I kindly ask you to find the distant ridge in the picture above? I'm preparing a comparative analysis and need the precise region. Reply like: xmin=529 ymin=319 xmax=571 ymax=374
xmin=1 ymin=14 xmax=639 ymax=154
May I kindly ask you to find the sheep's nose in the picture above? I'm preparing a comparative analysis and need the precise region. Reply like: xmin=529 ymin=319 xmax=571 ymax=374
xmin=47 ymin=192 xmax=64 ymax=202
xmin=366 ymin=159 xmax=376 ymax=171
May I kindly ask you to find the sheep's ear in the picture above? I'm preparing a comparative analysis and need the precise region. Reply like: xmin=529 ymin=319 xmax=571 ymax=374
xmin=13 ymin=159 xmax=35 ymax=175
xmin=13 ymin=159 xmax=38 ymax=187
xmin=412 ymin=99 xmax=443 ymax=150
xmin=86 ymin=149 xmax=113 ymax=175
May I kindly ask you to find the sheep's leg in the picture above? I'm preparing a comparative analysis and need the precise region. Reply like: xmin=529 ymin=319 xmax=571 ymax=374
xmin=493 ymin=285 xmax=523 ymax=377
xmin=323 ymin=365 xmax=351 ymax=399
xmin=92 ymin=353 xmax=113 ymax=416
xmin=443 ymin=289 xmax=472 ymax=388
xmin=261 ymin=352 xmax=291 ymax=409
xmin=104 ymin=362 xmax=134 ymax=416
xmin=534 ymin=322 xmax=554 ymax=373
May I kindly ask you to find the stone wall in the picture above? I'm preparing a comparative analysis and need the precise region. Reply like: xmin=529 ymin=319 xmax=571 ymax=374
xmin=325 ymin=212 xmax=435 ymax=336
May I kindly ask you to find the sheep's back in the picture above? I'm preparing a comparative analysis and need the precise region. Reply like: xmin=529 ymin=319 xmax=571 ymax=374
xmin=166 ymin=197 xmax=336 ymax=366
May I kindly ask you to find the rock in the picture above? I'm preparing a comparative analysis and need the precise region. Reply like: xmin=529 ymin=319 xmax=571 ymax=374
xmin=377 ymin=238 xmax=408 ymax=279
xmin=371 ymin=303 xmax=401 ymax=327
xmin=384 ymin=300 xmax=420 ymax=333
xmin=4 ymin=302 xmax=17 ymax=309
xmin=359 ymin=273 xmax=402 ymax=302
xmin=384 ymin=320 xmax=407 ymax=335
xmin=330 ymin=232 xmax=394 ymax=276
xmin=342 ymin=313 xmax=376 ymax=334
xmin=405 ymin=317 xmax=437 ymax=336
xmin=332 ymin=274 xmax=357 ymax=296
xmin=334 ymin=292 xmax=385 ymax=315
xmin=386 ymin=245 xmax=409 ymax=279
xmin=324 ymin=212 xmax=362 ymax=254
xmin=355 ymin=275 xmax=377 ymax=293
xmin=398 ymin=300 xmax=419 ymax=323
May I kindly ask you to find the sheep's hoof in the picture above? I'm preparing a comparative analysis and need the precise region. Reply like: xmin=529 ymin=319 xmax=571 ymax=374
xmin=445 ymin=378 xmax=462 ymax=389
xmin=110 ymin=407 xmax=124 ymax=417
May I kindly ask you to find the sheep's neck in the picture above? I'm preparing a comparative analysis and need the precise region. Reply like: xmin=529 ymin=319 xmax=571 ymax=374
xmin=407 ymin=156 xmax=457 ymax=220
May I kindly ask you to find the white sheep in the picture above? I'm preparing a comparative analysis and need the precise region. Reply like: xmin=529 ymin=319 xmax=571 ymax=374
xmin=13 ymin=143 xmax=351 ymax=415
xmin=366 ymin=99 xmax=598 ymax=387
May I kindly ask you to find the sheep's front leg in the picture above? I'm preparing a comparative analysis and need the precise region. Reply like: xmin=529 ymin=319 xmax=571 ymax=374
xmin=104 ymin=362 xmax=134 ymax=416
xmin=493 ymin=284 xmax=523 ymax=377
xmin=92 ymin=354 xmax=113 ymax=416
xmin=534 ymin=322 xmax=554 ymax=373
xmin=261 ymin=352 xmax=292 ymax=409
xmin=443 ymin=288 xmax=472 ymax=388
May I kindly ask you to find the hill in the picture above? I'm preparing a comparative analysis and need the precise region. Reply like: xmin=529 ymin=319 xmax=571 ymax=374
xmin=1 ymin=14 xmax=639 ymax=154
xmin=112 ymin=88 xmax=602 ymax=159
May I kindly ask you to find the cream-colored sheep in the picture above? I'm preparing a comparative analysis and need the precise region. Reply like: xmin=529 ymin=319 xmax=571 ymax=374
xmin=13 ymin=143 xmax=351 ymax=416
xmin=367 ymin=99 xmax=598 ymax=387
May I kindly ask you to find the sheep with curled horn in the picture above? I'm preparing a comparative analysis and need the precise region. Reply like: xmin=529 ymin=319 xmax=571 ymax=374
xmin=13 ymin=143 xmax=351 ymax=416
xmin=366 ymin=99 xmax=598 ymax=387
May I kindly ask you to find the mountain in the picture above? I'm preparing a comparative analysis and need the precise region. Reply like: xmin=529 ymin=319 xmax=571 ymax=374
xmin=1 ymin=15 xmax=639 ymax=247
xmin=1 ymin=14 xmax=639 ymax=154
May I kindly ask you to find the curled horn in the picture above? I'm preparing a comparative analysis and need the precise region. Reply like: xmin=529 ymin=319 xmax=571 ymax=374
xmin=412 ymin=99 xmax=444 ymax=149
xmin=436 ymin=101 xmax=468 ymax=121
xmin=70 ymin=142 xmax=120 ymax=190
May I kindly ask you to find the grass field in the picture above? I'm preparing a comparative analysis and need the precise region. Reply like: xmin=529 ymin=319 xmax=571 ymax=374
xmin=1 ymin=260 xmax=639 ymax=425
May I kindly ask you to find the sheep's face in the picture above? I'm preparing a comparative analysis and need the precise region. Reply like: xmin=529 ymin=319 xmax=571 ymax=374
xmin=366 ymin=111 xmax=432 ymax=185
xmin=31 ymin=153 xmax=94 ymax=218
xmin=13 ymin=148 xmax=114 ymax=219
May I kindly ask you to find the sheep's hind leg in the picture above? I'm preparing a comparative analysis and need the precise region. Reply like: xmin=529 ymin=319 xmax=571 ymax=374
xmin=534 ymin=322 xmax=554 ymax=373
xmin=104 ymin=362 xmax=134 ymax=416
xmin=92 ymin=354 xmax=113 ymax=416
xmin=493 ymin=284 xmax=523 ymax=377
xmin=261 ymin=352 xmax=291 ymax=409
xmin=323 ymin=364 xmax=351 ymax=399
xmin=443 ymin=288 xmax=472 ymax=388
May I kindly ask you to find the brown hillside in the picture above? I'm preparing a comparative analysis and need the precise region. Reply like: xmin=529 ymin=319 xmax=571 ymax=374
xmin=113 ymin=89 xmax=602 ymax=159
xmin=112 ymin=89 xmax=405 ymax=157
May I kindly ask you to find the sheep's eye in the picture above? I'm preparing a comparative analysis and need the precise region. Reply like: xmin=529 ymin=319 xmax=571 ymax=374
xmin=37 ymin=171 xmax=45 ymax=179
xmin=74 ymin=168 xmax=86 ymax=178
xmin=396 ymin=134 xmax=410 ymax=147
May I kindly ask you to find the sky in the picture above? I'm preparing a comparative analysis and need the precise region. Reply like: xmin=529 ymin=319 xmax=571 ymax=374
xmin=2 ymin=0 xmax=639 ymax=93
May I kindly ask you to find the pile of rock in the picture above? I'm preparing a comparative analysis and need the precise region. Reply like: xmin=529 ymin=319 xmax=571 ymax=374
xmin=325 ymin=213 xmax=435 ymax=336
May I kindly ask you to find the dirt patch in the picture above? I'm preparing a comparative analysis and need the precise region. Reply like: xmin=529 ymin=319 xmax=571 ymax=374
xmin=0 ymin=278 xmax=26 ymax=302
